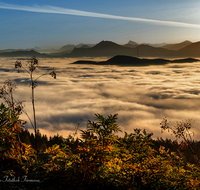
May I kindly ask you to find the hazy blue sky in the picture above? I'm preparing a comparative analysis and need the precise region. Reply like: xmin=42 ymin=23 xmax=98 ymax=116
xmin=1 ymin=0 xmax=200 ymax=49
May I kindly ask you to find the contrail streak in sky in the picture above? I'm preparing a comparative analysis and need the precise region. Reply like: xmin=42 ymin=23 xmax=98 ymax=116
xmin=1 ymin=2 xmax=200 ymax=29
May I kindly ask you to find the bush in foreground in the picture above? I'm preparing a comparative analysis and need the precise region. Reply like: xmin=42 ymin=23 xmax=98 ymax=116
xmin=0 ymin=104 xmax=200 ymax=189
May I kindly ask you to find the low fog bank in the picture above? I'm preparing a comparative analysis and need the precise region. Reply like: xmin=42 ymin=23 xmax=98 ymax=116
xmin=1 ymin=57 xmax=200 ymax=140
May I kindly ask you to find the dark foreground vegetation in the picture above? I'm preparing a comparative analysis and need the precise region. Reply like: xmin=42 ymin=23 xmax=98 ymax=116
xmin=1 ymin=103 xmax=200 ymax=190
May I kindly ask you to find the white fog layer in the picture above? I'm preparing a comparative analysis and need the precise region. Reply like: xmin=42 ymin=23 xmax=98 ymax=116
xmin=1 ymin=57 xmax=200 ymax=140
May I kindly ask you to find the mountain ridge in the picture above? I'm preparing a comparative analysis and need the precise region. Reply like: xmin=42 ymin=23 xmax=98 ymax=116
xmin=72 ymin=55 xmax=200 ymax=66
xmin=161 ymin=40 xmax=192 ymax=51
xmin=0 ymin=40 xmax=200 ymax=58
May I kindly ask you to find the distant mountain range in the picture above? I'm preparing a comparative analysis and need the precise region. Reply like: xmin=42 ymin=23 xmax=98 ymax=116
xmin=161 ymin=40 xmax=192 ymax=50
xmin=0 ymin=40 xmax=200 ymax=58
xmin=0 ymin=50 xmax=48 ymax=58
xmin=58 ymin=43 xmax=95 ymax=53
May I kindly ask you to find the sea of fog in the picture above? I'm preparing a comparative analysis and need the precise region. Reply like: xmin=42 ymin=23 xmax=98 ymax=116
xmin=1 ymin=57 xmax=200 ymax=140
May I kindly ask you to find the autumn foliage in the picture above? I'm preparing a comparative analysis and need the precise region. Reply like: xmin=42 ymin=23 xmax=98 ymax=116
xmin=1 ymin=105 xmax=200 ymax=189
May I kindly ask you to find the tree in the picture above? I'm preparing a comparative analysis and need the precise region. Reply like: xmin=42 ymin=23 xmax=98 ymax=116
xmin=0 ymin=80 xmax=25 ymax=146
xmin=82 ymin=113 xmax=121 ymax=146
xmin=15 ymin=57 xmax=56 ymax=155
xmin=160 ymin=117 xmax=199 ymax=165
xmin=0 ymin=103 xmax=26 ymax=159
xmin=75 ymin=114 xmax=121 ymax=183
xmin=0 ymin=79 xmax=23 ymax=114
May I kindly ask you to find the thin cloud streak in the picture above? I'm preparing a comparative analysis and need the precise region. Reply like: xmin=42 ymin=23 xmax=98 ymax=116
xmin=1 ymin=2 xmax=200 ymax=28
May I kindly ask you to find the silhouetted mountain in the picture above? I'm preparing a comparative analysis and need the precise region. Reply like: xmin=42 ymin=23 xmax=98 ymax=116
xmin=39 ymin=48 xmax=58 ymax=53
xmin=136 ymin=44 xmax=173 ymax=57
xmin=69 ymin=41 xmax=137 ymax=57
xmin=58 ymin=44 xmax=75 ymax=53
xmin=0 ymin=47 xmax=55 ymax=54
xmin=172 ymin=41 xmax=200 ymax=57
xmin=80 ymin=45 xmax=91 ymax=48
xmin=72 ymin=55 xmax=200 ymax=66
xmin=0 ymin=50 xmax=48 ymax=57
xmin=161 ymin=40 xmax=192 ymax=51
xmin=1 ymin=40 xmax=200 ymax=58
xmin=0 ymin=49 xmax=19 ymax=53
xmin=170 ymin=58 xmax=199 ymax=63
xmin=123 ymin=40 xmax=139 ymax=48
xmin=33 ymin=46 xmax=41 ymax=51
xmin=76 ymin=43 xmax=95 ymax=48
xmin=57 ymin=43 xmax=95 ymax=54
xmin=68 ymin=41 xmax=181 ymax=58
xmin=106 ymin=55 xmax=150 ymax=65
xmin=93 ymin=40 xmax=122 ymax=49
xmin=70 ymin=40 xmax=200 ymax=58
xmin=0 ymin=48 xmax=37 ymax=53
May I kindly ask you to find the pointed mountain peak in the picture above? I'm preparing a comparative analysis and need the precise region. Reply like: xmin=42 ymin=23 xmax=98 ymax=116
xmin=93 ymin=40 xmax=121 ymax=49
xmin=127 ymin=40 xmax=139 ymax=46
xmin=182 ymin=40 xmax=192 ymax=43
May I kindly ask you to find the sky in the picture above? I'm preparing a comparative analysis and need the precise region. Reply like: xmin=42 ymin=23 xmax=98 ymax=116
xmin=1 ymin=0 xmax=200 ymax=49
